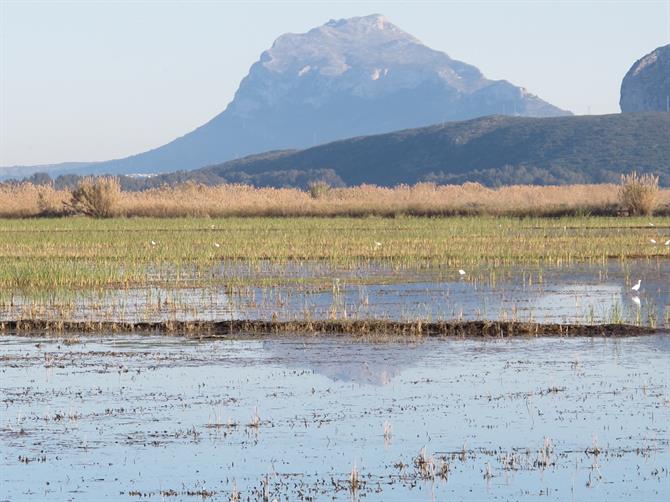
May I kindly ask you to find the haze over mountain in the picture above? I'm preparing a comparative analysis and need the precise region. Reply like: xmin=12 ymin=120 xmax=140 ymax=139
xmin=77 ymin=113 xmax=667 ymax=190
xmin=620 ymin=44 xmax=670 ymax=113
xmin=2 ymin=14 xmax=570 ymax=179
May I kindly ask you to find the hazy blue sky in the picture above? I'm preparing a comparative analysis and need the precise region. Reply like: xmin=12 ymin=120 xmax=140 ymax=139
xmin=1 ymin=0 xmax=669 ymax=166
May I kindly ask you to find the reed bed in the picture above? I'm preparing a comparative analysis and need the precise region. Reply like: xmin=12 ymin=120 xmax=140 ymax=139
xmin=2 ymin=182 xmax=670 ymax=218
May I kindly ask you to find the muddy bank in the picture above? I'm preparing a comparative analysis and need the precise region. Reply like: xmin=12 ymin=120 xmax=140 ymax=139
xmin=0 ymin=318 xmax=660 ymax=337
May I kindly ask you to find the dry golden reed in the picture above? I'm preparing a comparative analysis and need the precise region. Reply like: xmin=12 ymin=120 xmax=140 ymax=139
xmin=0 ymin=183 xmax=68 ymax=218
xmin=618 ymin=172 xmax=659 ymax=216
xmin=1 ymin=180 xmax=669 ymax=218
xmin=65 ymin=177 xmax=121 ymax=218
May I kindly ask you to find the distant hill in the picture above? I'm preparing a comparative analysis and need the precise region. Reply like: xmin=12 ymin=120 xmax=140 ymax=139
xmin=90 ymin=113 xmax=668 ymax=189
xmin=621 ymin=44 xmax=670 ymax=112
xmin=2 ymin=14 xmax=569 ymax=180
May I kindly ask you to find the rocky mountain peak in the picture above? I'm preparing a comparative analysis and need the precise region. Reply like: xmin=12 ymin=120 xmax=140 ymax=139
xmin=620 ymin=44 xmax=670 ymax=112
xmin=7 ymin=14 xmax=570 ymax=177
xmin=230 ymin=14 xmax=566 ymax=119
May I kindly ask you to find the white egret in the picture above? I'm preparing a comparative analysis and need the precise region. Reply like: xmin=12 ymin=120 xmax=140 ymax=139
xmin=631 ymin=279 xmax=641 ymax=292
xmin=665 ymin=239 xmax=670 ymax=246
xmin=650 ymin=239 xmax=657 ymax=244
xmin=632 ymin=295 xmax=641 ymax=307
xmin=374 ymin=241 xmax=382 ymax=247
xmin=458 ymin=269 xmax=466 ymax=276
xmin=150 ymin=240 xmax=156 ymax=246
xmin=214 ymin=243 xmax=221 ymax=248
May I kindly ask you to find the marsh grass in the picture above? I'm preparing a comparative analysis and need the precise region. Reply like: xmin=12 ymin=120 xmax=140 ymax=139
xmin=1 ymin=216 xmax=669 ymax=290
xmin=2 ymin=181 xmax=670 ymax=218
xmin=1 ymin=216 xmax=668 ymax=330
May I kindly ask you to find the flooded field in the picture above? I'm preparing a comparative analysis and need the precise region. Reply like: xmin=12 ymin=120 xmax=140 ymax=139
xmin=1 ymin=217 xmax=669 ymax=500
xmin=1 ymin=333 xmax=668 ymax=501
xmin=2 ymin=259 xmax=669 ymax=326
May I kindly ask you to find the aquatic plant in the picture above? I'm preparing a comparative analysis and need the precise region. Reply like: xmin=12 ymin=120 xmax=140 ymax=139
xmin=1 ymin=215 xmax=669 ymax=291
xmin=382 ymin=421 xmax=392 ymax=443
xmin=247 ymin=407 xmax=260 ymax=428
xmin=230 ymin=480 xmax=239 ymax=502
xmin=535 ymin=436 xmax=554 ymax=468
xmin=414 ymin=447 xmax=436 ymax=480
xmin=0 ymin=215 xmax=667 ymax=328
xmin=349 ymin=463 xmax=360 ymax=491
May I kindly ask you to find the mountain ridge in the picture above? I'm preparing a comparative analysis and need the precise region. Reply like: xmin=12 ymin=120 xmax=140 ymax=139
xmin=36 ymin=113 xmax=669 ymax=189
xmin=2 ymin=14 xmax=570 ymax=179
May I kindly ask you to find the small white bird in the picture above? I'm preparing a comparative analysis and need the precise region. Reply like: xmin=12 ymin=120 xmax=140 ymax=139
xmin=650 ymin=239 xmax=657 ymax=244
xmin=458 ymin=269 xmax=466 ymax=276
xmin=374 ymin=241 xmax=382 ymax=247
xmin=632 ymin=295 xmax=641 ymax=307
xmin=631 ymin=279 xmax=641 ymax=292
xmin=150 ymin=240 xmax=156 ymax=246
xmin=665 ymin=239 xmax=670 ymax=246
xmin=214 ymin=243 xmax=221 ymax=248
xmin=649 ymin=222 xmax=655 ymax=227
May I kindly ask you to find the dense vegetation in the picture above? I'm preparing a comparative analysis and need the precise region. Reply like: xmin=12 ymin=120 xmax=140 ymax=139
xmin=2 ymin=216 xmax=670 ymax=291
xmin=2 ymin=181 xmax=670 ymax=218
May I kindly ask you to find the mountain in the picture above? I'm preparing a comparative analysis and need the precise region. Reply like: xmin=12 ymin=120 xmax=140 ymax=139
xmin=620 ymin=44 xmax=670 ymax=112
xmin=2 ymin=14 xmax=570 ymax=179
xmin=103 ymin=113 xmax=669 ymax=189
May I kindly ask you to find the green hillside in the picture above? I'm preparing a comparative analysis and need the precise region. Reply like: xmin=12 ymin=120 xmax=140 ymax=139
xmin=48 ymin=112 xmax=670 ymax=189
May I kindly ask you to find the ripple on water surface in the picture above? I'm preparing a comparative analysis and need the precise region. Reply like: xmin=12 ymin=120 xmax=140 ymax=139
xmin=2 ymin=259 xmax=669 ymax=325
xmin=1 ymin=333 xmax=669 ymax=501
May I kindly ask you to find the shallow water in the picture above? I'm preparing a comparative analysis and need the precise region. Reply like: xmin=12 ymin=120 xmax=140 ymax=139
xmin=1 ymin=333 xmax=668 ymax=501
xmin=2 ymin=259 xmax=668 ymax=325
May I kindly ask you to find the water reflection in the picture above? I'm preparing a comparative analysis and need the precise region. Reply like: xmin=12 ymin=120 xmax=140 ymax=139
xmin=1 ymin=334 xmax=668 ymax=501
xmin=263 ymin=338 xmax=431 ymax=385
xmin=1 ymin=259 xmax=669 ymax=324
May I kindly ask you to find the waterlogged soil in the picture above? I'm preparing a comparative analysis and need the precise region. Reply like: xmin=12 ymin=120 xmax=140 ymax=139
xmin=1 ymin=334 xmax=668 ymax=501
xmin=1 ymin=259 xmax=668 ymax=325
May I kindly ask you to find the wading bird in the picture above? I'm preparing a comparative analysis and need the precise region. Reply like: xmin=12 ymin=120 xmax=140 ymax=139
xmin=459 ymin=269 xmax=466 ymax=276
xmin=650 ymin=239 xmax=657 ymax=244
xmin=631 ymin=279 xmax=641 ymax=292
